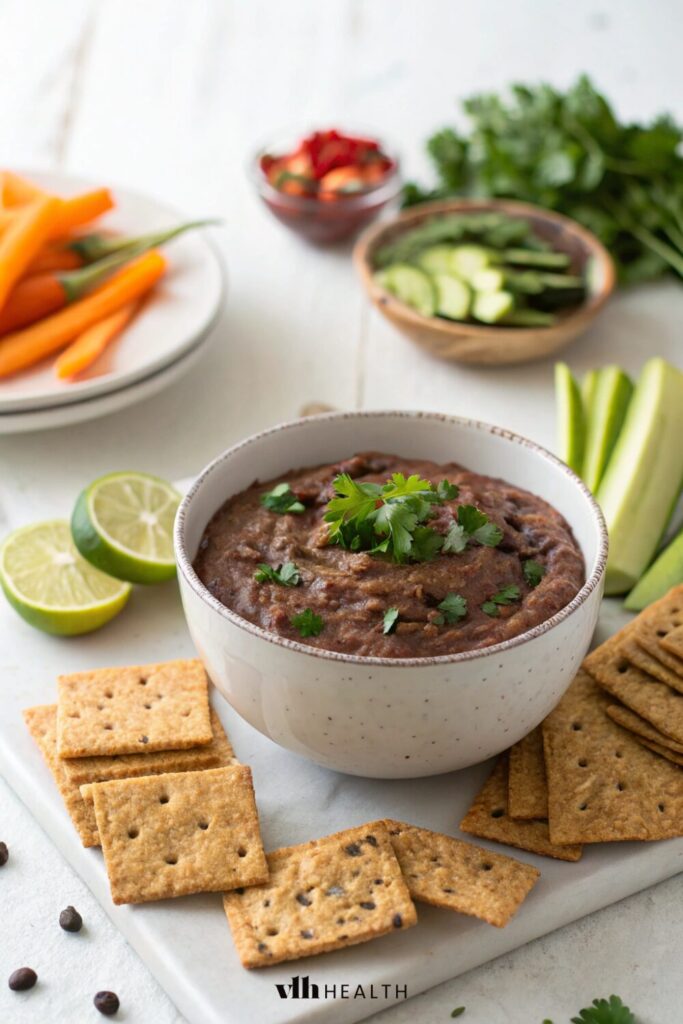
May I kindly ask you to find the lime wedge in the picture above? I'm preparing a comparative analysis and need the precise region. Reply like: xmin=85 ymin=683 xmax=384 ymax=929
xmin=554 ymin=362 xmax=586 ymax=475
xmin=0 ymin=520 xmax=131 ymax=635
xmin=71 ymin=471 xmax=181 ymax=584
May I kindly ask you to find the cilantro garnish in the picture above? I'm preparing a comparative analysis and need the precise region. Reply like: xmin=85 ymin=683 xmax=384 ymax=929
xmin=523 ymin=559 xmax=546 ymax=587
xmin=450 ymin=1009 xmax=466 ymax=1019
xmin=481 ymin=584 xmax=521 ymax=617
xmin=254 ymin=562 xmax=301 ymax=587
xmin=434 ymin=593 xmax=467 ymax=625
xmin=290 ymin=608 xmax=324 ymax=637
xmin=571 ymin=995 xmax=635 ymax=1024
xmin=324 ymin=471 xmax=498 ymax=564
xmin=383 ymin=607 xmax=399 ymax=634
xmin=261 ymin=483 xmax=305 ymax=515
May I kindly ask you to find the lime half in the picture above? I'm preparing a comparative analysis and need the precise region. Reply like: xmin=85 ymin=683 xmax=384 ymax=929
xmin=0 ymin=520 xmax=131 ymax=635
xmin=71 ymin=471 xmax=180 ymax=584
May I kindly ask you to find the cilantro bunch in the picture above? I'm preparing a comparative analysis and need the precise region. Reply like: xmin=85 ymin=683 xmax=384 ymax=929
xmin=403 ymin=75 xmax=683 ymax=285
xmin=324 ymin=472 xmax=501 ymax=563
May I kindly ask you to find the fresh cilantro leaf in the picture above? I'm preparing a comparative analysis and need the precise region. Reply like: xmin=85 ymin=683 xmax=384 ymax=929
xmin=570 ymin=995 xmax=636 ymax=1024
xmin=383 ymin=607 xmax=399 ymax=634
xmin=438 ymin=479 xmax=459 ymax=501
xmin=481 ymin=584 xmax=521 ymax=617
xmin=437 ymin=593 xmax=467 ymax=624
xmin=457 ymin=504 xmax=489 ymax=533
xmin=324 ymin=474 xmax=382 ymax=541
xmin=410 ymin=526 xmax=444 ymax=562
xmin=471 ymin=521 xmax=503 ymax=547
xmin=254 ymin=562 xmax=301 ymax=587
xmin=450 ymin=1009 xmax=466 ymax=1019
xmin=442 ymin=521 xmax=468 ymax=554
xmin=382 ymin=472 xmax=438 ymax=501
xmin=290 ymin=608 xmax=324 ymax=638
xmin=373 ymin=501 xmax=419 ymax=562
xmin=523 ymin=559 xmax=546 ymax=587
xmin=261 ymin=483 xmax=305 ymax=515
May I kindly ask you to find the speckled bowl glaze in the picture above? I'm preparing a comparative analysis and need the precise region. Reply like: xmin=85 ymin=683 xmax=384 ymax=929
xmin=175 ymin=411 xmax=607 ymax=779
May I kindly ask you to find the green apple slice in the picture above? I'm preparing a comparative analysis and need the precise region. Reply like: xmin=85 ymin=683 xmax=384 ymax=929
xmin=597 ymin=358 xmax=683 ymax=595
xmin=554 ymin=362 xmax=585 ymax=475
xmin=582 ymin=366 xmax=633 ymax=493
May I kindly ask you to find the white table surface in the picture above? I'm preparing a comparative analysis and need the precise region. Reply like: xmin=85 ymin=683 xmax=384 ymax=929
xmin=0 ymin=1 xmax=681 ymax=1021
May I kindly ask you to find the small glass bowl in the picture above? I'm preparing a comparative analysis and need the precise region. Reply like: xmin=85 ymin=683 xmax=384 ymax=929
xmin=249 ymin=130 xmax=401 ymax=245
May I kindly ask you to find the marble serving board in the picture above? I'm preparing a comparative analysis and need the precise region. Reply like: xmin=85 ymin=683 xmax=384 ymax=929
xmin=1 ymin=487 xmax=681 ymax=1024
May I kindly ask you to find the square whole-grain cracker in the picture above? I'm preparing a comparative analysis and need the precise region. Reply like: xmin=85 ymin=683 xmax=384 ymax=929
xmin=507 ymin=727 xmax=548 ymax=820
xmin=636 ymin=630 xmax=683 ymax=680
xmin=621 ymin=634 xmax=683 ymax=693
xmin=91 ymin=765 xmax=267 ymax=904
xmin=660 ymin=623 xmax=683 ymax=661
xmin=637 ymin=738 xmax=683 ymax=767
xmin=383 ymin=820 xmax=539 ymax=927
xmin=57 ymin=659 xmax=212 ymax=758
xmin=584 ymin=647 xmax=683 ymax=745
xmin=542 ymin=669 xmax=683 ymax=844
xmin=605 ymin=704 xmax=683 ymax=754
xmin=630 ymin=584 xmax=683 ymax=681
xmin=223 ymin=822 xmax=417 ymax=968
xmin=61 ymin=708 xmax=236 ymax=786
xmin=459 ymin=757 xmax=582 ymax=861
xmin=23 ymin=706 xmax=100 ymax=848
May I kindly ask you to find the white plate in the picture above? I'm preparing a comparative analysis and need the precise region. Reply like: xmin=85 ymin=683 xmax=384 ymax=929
xmin=0 ymin=170 xmax=225 ymax=413
xmin=0 ymin=327 xmax=215 ymax=433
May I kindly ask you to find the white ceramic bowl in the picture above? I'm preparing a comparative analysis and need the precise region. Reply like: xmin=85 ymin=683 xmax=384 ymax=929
xmin=175 ymin=411 xmax=607 ymax=779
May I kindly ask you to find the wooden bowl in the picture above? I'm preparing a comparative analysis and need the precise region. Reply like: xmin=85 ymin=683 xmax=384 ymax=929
xmin=353 ymin=198 xmax=616 ymax=366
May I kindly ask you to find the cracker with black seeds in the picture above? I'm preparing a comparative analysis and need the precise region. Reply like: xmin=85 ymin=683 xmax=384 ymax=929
xmin=223 ymin=822 xmax=416 ymax=968
xmin=62 ymin=708 xmax=236 ymax=786
xmin=23 ymin=705 xmax=100 ymax=848
xmin=57 ymin=659 xmax=212 ymax=758
xmin=622 ymin=634 xmax=683 ymax=693
xmin=584 ymin=646 xmax=683 ymax=745
xmin=605 ymin=704 xmax=683 ymax=754
xmin=542 ymin=669 xmax=683 ymax=844
xmin=383 ymin=820 xmax=539 ymax=927
xmin=459 ymin=757 xmax=582 ymax=861
xmin=91 ymin=765 xmax=267 ymax=904
xmin=507 ymin=727 xmax=548 ymax=820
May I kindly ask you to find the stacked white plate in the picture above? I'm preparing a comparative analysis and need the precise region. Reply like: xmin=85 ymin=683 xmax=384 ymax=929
xmin=0 ymin=172 xmax=225 ymax=433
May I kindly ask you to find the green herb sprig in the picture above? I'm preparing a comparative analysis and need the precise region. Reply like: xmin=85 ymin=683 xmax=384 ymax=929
xmin=383 ymin=607 xmax=399 ymax=634
xmin=523 ymin=559 xmax=546 ymax=587
xmin=254 ymin=562 xmax=301 ymax=587
xmin=261 ymin=483 xmax=305 ymax=515
xmin=571 ymin=995 xmax=635 ymax=1024
xmin=481 ymin=584 xmax=521 ymax=617
xmin=434 ymin=593 xmax=467 ymax=625
xmin=290 ymin=608 xmax=324 ymax=637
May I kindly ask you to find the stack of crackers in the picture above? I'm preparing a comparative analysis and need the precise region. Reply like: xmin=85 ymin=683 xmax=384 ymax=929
xmin=460 ymin=585 xmax=683 ymax=856
xmin=24 ymin=658 xmax=543 ymax=969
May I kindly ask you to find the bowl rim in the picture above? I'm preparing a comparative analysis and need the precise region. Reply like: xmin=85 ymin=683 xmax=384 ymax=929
xmin=175 ymin=409 xmax=608 ymax=668
xmin=353 ymin=197 xmax=616 ymax=338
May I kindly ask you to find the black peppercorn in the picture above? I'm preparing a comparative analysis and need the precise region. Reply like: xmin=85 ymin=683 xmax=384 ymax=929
xmin=94 ymin=990 xmax=120 ymax=1015
xmin=59 ymin=905 xmax=83 ymax=932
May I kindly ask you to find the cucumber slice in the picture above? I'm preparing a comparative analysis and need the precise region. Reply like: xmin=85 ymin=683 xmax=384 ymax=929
xmin=418 ymin=245 xmax=458 ymax=275
xmin=624 ymin=524 xmax=683 ymax=611
xmin=433 ymin=274 xmax=471 ymax=320
xmin=471 ymin=290 xmax=514 ymax=324
xmin=582 ymin=366 xmax=633 ymax=494
xmin=597 ymin=358 xmax=683 ymax=595
xmin=376 ymin=265 xmax=436 ymax=318
xmin=503 ymin=248 xmax=571 ymax=269
xmin=501 ymin=309 xmax=555 ymax=327
xmin=554 ymin=362 xmax=585 ymax=475
xmin=470 ymin=268 xmax=506 ymax=293
xmin=451 ymin=245 xmax=492 ymax=281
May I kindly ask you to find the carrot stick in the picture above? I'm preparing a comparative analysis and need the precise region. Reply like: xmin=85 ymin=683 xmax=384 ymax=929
xmin=50 ymin=189 xmax=114 ymax=237
xmin=0 ymin=274 xmax=66 ymax=334
xmin=0 ymin=245 xmax=149 ymax=335
xmin=25 ymin=244 xmax=83 ymax=275
xmin=0 ymin=250 xmax=166 ymax=378
xmin=1 ymin=171 xmax=45 ymax=207
xmin=0 ymin=196 xmax=61 ymax=310
xmin=55 ymin=301 xmax=140 ymax=379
